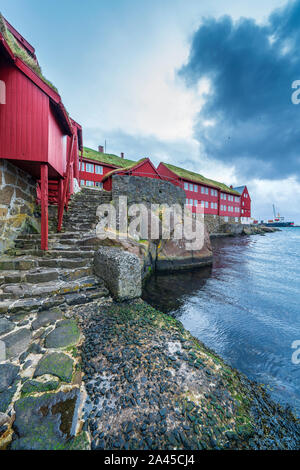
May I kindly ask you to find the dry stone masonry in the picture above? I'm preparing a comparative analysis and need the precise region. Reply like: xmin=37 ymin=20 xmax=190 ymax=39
xmin=0 ymin=160 xmax=40 ymax=253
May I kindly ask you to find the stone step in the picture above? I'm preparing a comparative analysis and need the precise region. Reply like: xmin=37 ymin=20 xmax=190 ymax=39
xmin=12 ymin=249 xmax=95 ymax=259
xmin=1 ymin=273 xmax=98 ymax=299
xmin=0 ymin=277 xmax=109 ymax=314
xmin=0 ymin=264 xmax=93 ymax=287
xmin=0 ymin=268 xmax=59 ymax=285
xmin=0 ymin=258 xmax=38 ymax=271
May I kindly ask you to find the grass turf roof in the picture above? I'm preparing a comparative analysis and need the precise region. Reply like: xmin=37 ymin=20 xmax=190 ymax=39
xmin=102 ymin=158 xmax=147 ymax=181
xmin=0 ymin=13 xmax=59 ymax=93
xmin=82 ymin=147 xmax=137 ymax=168
xmin=162 ymin=162 xmax=240 ymax=195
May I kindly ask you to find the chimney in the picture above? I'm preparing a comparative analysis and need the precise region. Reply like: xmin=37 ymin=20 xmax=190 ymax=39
xmin=121 ymin=152 xmax=124 ymax=159
xmin=98 ymin=145 xmax=104 ymax=153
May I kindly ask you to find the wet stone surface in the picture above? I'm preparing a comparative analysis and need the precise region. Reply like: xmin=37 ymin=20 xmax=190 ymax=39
xmin=76 ymin=299 xmax=300 ymax=450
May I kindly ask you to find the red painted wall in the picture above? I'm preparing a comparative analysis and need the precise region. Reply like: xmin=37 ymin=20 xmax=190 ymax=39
xmin=79 ymin=158 xmax=116 ymax=187
xmin=240 ymin=186 xmax=251 ymax=218
xmin=157 ymin=163 xmax=241 ymax=217
xmin=0 ymin=57 xmax=49 ymax=165
xmin=48 ymin=104 xmax=66 ymax=177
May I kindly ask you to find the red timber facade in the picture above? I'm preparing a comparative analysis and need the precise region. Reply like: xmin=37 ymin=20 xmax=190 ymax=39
xmin=0 ymin=15 xmax=82 ymax=250
xmin=233 ymin=186 xmax=251 ymax=222
xmin=157 ymin=163 xmax=241 ymax=219
xmin=102 ymin=158 xmax=161 ymax=191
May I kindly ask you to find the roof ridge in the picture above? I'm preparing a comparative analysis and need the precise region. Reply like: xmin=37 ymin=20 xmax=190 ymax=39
xmin=162 ymin=162 xmax=240 ymax=195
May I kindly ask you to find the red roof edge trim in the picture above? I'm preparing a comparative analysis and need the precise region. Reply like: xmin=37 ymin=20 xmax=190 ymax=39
xmin=15 ymin=57 xmax=60 ymax=102
xmin=0 ymin=32 xmax=15 ymax=60
xmin=4 ymin=17 xmax=35 ymax=56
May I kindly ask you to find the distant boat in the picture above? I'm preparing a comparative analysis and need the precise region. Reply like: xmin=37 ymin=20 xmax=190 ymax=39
xmin=260 ymin=205 xmax=294 ymax=227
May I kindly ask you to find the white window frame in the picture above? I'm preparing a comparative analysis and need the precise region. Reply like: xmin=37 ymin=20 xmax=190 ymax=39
xmin=95 ymin=165 xmax=103 ymax=175
xmin=86 ymin=163 xmax=94 ymax=173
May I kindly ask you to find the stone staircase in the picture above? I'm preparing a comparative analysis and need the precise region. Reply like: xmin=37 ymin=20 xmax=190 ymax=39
xmin=0 ymin=187 xmax=113 ymax=315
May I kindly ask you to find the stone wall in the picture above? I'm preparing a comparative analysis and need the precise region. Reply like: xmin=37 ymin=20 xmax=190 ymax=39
xmin=112 ymin=175 xmax=186 ymax=207
xmin=0 ymin=160 xmax=40 ymax=253
xmin=204 ymin=214 xmax=241 ymax=234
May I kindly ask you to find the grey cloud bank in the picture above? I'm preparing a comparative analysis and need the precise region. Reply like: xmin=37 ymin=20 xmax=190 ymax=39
xmin=179 ymin=0 xmax=300 ymax=181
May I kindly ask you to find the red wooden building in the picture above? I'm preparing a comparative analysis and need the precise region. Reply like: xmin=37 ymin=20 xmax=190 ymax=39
xmin=0 ymin=15 xmax=82 ymax=249
xmin=79 ymin=146 xmax=138 ymax=189
xmin=233 ymin=185 xmax=251 ymax=222
xmin=102 ymin=157 xmax=161 ymax=191
xmin=157 ymin=162 xmax=241 ymax=219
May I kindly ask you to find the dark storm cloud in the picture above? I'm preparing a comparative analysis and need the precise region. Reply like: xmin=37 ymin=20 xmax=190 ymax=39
xmin=179 ymin=0 xmax=300 ymax=180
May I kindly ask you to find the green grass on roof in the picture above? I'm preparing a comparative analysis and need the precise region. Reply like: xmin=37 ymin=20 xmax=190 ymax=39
xmin=83 ymin=147 xmax=136 ymax=168
xmin=163 ymin=162 xmax=240 ymax=195
xmin=0 ymin=13 xmax=59 ymax=93
xmin=102 ymin=158 xmax=147 ymax=181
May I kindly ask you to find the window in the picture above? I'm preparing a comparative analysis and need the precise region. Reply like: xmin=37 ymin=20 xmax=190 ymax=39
xmin=205 ymin=187 xmax=208 ymax=195
xmin=189 ymin=199 xmax=193 ymax=205
xmin=205 ymin=201 xmax=208 ymax=208
xmin=184 ymin=182 xmax=189 ymax=190
xmin=0 ymin=80 xmax=6 ymax=104
xmin=201 ymin=201 xmax=205 ymax=207
xmin=95 ymin=165 xmax=103 ymax=175
xmin=214 ymin=203 xmax=218 ymax=209
xmin=95 ymin=182 xmax=103 ymax=189
xmin=194 ymin=200 xmax=198 ymax=206
xmin=224 ymin=205 xmax=227 ymax=211
xmin=235 ymin=196 xmax=240 ymax=203
xmin=201 ymin=186 xmax=204 ymax=194
xmin=224 ymin=216 xmax=229 ymax=222
xmin=86 ymin=180 xmax=94 ymax=187
xmin=242 ymin=201 xmax=245 ymax=206
xmin=211 ymin=189 xmax=214 ymax=196
xmin=223 ymin=194 xmax=227 ymax=200
xmin=211 ymin=202 xmax=214 ymax=209
xmin=189 ymin=183 xmax=193 ymax=191
xmin=194 ymin=185 xmax=198 ymax=192
xmin=86 ymin=163 xmax=94 ymax=173
xmin=80 ymin=162 xmax=85 ymax=171
xmin=80 ymin=180 xmax=85 ymax=186
xmin=235 ymin=217 xmax=238 ymax=222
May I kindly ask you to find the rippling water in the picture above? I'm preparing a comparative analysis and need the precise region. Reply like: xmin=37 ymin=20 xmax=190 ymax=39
xmin=143 ymin=228 xmax=300 ymax=416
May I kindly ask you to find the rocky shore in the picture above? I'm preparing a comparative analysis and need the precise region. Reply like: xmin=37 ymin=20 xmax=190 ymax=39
xmin=211 ymin=224 xmax=280 ymax=239
xmin=77 ymin=299 xmax=300 ymax=450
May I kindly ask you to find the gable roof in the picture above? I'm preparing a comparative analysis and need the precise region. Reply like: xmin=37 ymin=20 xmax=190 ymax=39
xmin=161 ymin=162 xmax=240 ymax=195
xmin=102 ymin=158 xmax=148 ymax=181
xmin=233 ymin=186 xmax=246 ymax=194
xmin=0 ymin=13 xmax=73 ymax=135
xmin=82 ymin=147 xmax=136 ymax=168
xmin=0 ymin=14 xmax=58 ymax=93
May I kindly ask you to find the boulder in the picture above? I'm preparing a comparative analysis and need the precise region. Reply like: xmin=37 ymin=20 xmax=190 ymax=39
xmin=156 ymin=219 xmax=213 ymax=271
xmin=94 ymin=247 xmax=142 ymax=301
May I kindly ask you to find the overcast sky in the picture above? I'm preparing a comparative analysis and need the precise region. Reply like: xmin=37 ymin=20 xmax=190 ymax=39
xmin=2 ymin=0 xmax=300 ymax=222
